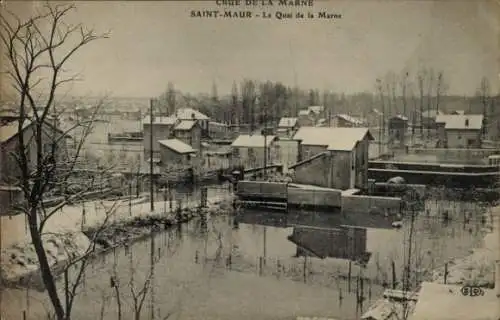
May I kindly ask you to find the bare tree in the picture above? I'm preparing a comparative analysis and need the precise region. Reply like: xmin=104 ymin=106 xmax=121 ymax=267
xmin=417 ymin=69 xmax=425 ymax=135
xmin=0 ymin=3 xmax=111 ymax=319
xmin=478 ymin=77 xmax=490 ymax=139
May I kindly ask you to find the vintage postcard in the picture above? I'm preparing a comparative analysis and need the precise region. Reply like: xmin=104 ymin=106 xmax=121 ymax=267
xmin=0 ymin=1 xmax=499 ymax=319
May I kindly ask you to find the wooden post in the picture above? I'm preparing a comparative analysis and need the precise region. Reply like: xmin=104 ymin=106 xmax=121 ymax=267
xmin=444 ymin=263 xmax=448 ymax=284
xmin=303 ymin=255 xmax=307 ymax=283
xmin=391 ymin=260 xmax=396 ymax=289
xmin=259 ymin=257 xmax=263 ymax=276
xmin=150 ymin=98 xmax=155 ymax=212
xmin=348 ymin=260 xmax=352 ymax=292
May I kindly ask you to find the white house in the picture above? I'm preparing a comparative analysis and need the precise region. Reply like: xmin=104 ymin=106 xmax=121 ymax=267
xmin=230 ymin=134 xmax=279 ymax=168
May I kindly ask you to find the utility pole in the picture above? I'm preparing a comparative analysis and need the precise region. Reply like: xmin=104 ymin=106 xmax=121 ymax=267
xmin=150 ymin=98 xmax=155 ymax=212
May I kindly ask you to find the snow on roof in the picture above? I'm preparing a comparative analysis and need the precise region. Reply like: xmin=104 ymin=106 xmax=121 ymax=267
xmin=334 ymin=114 xmax=365 ymax=125
xmin=390 ymin=115 xmax=408 ymax=121
xmin=293 ymin=127 xmax=374 ymax=151
xmin=298 ymin=109 xmax=311 ymax=116
xmin=142 ymin=115 xmax=178 ymax=125
xmin=158 ymin=139 xmax=196 ymax=154
xmin=231 ymin=134 xmax=276 ymax=148
xmin=435 ymin=114 xmax=483 ymax=130
xmin=174 ymin=120 xmax=197 ymax=131
xmin=307 ymin=105 xmax=324 ymax=114
xmin=278 ymin=117 xmax=298 ymax=128
xmin=411 ymin=282 xmax=497 ymax=320
xmin=175 ymin=108 xmax=209 ymax=120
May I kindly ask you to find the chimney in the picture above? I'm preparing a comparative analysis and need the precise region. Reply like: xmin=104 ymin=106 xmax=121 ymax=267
xmin=465 ymin=118 xmax=469 ymax=127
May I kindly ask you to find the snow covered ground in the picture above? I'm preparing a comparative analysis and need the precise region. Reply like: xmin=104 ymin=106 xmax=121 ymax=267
xmin=431 ymin=206 xmax=499 ymax=287
xmin=0 ymin=193 xmax=233 ymax=285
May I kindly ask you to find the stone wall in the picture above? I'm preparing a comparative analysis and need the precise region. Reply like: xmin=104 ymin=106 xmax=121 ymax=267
xmin=287 ymin=188 xmax=342 ymax=208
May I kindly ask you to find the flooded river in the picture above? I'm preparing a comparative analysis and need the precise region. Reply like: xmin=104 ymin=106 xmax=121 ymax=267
xmin=2 ymin=186 xmax=489 ymax=320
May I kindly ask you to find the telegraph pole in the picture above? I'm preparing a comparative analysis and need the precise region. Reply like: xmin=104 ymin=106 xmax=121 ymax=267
xmin=150 ymin=98 xmax=155 ymax=212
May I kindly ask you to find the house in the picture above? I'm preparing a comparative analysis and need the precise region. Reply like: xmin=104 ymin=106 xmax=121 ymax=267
xmin=277 ymin=117 xmax=299 ymax=138
xmin=230 ymin=134 xmax=279 ymax=168
xmin=332 ymin=114 xmax=365 ymax=128
xmin=388 ymin=115 xmax=408 ymax=144
xmin=307 ymin=105 xmax=325 ymax=122
xmin=142 ymin=115 xmax=179 ymax=159
xmin=208 ymin=121 xmax=230 ymax=140
xmin=158 ymin=139 xmax=197 ymax=170
xmin=1 ymin=119 xmax=68 ymax=183
xmin=450 ymin=110 xmax=465 ymax=115
xmin=435 ymin=114 xmax=484 ymax=148
xmin=175 ymin=108 xmax=210 ymax=137
xmin=292 ymin=127 xmax=374 ymax=190
xmin=297 ymin=109 xmax=314 ymax=127
xmin=173 ymin=120 xmax=202 ymax=152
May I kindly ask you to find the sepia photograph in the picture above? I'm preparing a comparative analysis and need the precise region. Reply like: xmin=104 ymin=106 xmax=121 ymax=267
xmin=0 ymin=1 xmax=499 ymax=319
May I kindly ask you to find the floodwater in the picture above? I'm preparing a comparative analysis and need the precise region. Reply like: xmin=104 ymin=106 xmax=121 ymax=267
xmin=1 ymin=187 xmax=489 ymax=320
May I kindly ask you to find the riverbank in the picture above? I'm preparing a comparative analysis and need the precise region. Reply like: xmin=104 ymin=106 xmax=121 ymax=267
xmin=430 ymin=205 xmax=498 ymax=288
xmin=0 ymin=193 xmax=234 ymax=289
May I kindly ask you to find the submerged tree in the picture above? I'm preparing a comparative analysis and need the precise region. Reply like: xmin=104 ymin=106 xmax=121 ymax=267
xmin=1 ymin=3 xmax=112 ymax=319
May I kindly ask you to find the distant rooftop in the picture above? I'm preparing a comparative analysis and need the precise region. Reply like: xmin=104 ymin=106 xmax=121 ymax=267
xmin=231 ymin=134 xmax=276 ymax=148
xmin=174 ymin=120 xmax=197 ymax=131
xmin=158 ymin=138 xmax=196 ymax=154
xmin=436 ymin=114 xmax=484 ymax=130
xmin=334 ymin=114 xmax=365 ymax=125
xmin=142 ymin=115 xmax=178 ymax=125
xmin=293 ymin=127 xmax=374 ymax=151
xmin=278 ymin=117 xmax=298 ymax=128
xmin=175 ymin=107 xmax=209 ymax=120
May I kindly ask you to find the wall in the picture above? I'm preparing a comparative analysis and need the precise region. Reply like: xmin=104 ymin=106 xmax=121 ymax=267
xmin=446 ymin=129 xmax=481 ymax=148
xmin=143 ymin=123 xmax=174 ymax=157
xmin=159 ymin=145 xmax=191 ymax=169
xmin=236 ymin=181 xmax=287 ymax=199
xmin=174 ymin=125 xmax=202 ymax=152
xmin=330 ymin=151 xmax=352 ymax=190
xmin=276 ymin=139 xmax=300 ymax=171
xmin=231 ymin=142 xmax=278 ymax=169
xmin=355 ymin=139 xmax=369 ymax=189
xmin=0 ymin=187 xmax=23 ymax=215
xmin=1 ymin=122 xmax=67 ymax=183
xmin=341 ymin=194 xmax=402 ymax=215
xmin=298 ymin=116 xmax=313 ymax=127
xmin=287 ymin=188 xmax=341 ymax=208
xmin=300 ymin=144 xmax=328 ymax=160
xmin=292 ymin=152 xmax=330 ymax=188
xmin=407 ymin=147 xmax=499 ymax=164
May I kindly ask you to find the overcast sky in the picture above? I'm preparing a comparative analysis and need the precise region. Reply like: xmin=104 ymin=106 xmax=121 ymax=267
xmin=4 ymin=0 xmax=499 ymax=98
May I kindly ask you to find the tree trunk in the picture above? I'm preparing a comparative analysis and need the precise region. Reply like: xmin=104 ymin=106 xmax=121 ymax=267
xmin=29 ymin=214 xmax=66 ymax=319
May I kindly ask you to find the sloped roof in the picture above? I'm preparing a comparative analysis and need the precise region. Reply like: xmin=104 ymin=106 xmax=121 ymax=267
xmin=175 ymin=108 xmax=209 ymax=120
xmin=142 ymin=115 xmax=178 ymax=125
xmin=334 ymin=114 xmax=365 ymax=125
xmin=293 ymin=127 xmax=374 ymax=151
xmin=278 ymin=117 xmax=298 ymax=128
xmin=158 ymin=139 xmax=196 ymax=154
xmin=390 ymin=115 xmax=408 ymax=121
xmin=174 ymin=120 xmax=197 ymax=131
xmin=298 ymin=109 xmax=312 ymax=116
xmin=307 ymin=105 xmax=324 ymax=114
xmin=436 ymin=114 xmax=483 ymax=130
xmin=231 ymin=134 xmax=276 ymax=148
